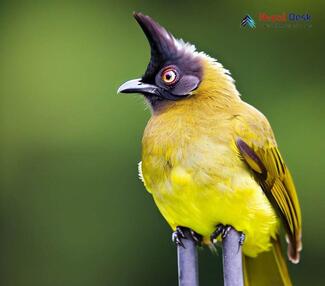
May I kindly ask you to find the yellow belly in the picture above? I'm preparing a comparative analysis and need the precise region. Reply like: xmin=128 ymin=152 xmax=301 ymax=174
xmin=141 ymin=139 xmax=279 ymax=257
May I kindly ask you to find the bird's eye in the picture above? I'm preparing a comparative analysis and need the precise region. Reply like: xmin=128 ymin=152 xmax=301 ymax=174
xmin=161 ymin=68 xmax=178 ymax=85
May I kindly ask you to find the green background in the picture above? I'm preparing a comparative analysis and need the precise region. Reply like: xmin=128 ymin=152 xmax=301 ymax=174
xmin=1 ymin=1 xmax=324 ymax=285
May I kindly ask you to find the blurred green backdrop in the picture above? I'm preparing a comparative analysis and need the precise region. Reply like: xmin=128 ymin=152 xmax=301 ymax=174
xmin=0 ymin=1 xmax=324 ymax=285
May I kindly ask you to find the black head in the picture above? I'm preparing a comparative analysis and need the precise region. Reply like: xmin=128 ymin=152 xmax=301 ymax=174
xmin=117 ymin=13 xmax=203 ymax=106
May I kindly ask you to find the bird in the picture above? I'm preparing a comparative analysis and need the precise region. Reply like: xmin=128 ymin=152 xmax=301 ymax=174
xmin=118 ymin=12 xmax=302 ymax=286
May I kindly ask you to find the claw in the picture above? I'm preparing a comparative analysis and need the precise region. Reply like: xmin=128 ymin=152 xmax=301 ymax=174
xmin=190 ymin=229 xmax=203 ymax=246
xmin=239 ymin=232 xmax=245 ymax=246
xmin=172 ymin=226 xmax=186 ymax=248
xmin=221 ymin=225 xmax=232 ymax=240
xmin=172 ymin=232 xmax=185 ymax=248
xmin=176 ymin=226 xmax=186 ymax=239
xmin=235 ymin=232 xmax=246 ymax=253
xmin=211 ymin=224 xmax=244 ymax=245
xmin=210 ymin=224 xmax=225 ymax=243
xmin=172 ymin=226 xmax=202 ymax=247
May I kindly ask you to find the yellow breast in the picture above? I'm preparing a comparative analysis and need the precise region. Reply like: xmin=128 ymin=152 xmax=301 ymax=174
xmin=140 ymin=96 xmax=279 ymax=257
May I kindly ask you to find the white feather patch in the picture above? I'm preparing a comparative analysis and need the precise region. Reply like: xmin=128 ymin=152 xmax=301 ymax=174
xmin=138 ymin=161 xmax=145 ymax=182
xmin=175 ymin=38 xmax=238 ymax=88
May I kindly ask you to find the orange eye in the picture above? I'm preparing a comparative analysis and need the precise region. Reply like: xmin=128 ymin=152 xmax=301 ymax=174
xmin=162 ymin=68 xmax=178 ymax=85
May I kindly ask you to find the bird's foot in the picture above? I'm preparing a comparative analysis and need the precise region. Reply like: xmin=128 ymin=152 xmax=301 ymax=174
xmin=189 ymin=229 xmax=203 ymax=246
xmin=172 ymin=226 xmax=186 ymax=247
xmin=210 ymin=224 xmax=245 ymax=246
xmin=172 ymin=226 xmax=202 ymax=248
xmin=210 ymin=224 xmax=231 ymax=243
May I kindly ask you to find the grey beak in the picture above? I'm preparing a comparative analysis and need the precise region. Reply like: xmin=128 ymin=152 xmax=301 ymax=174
xmin=117 ymin=78 xmax=158 ymax=95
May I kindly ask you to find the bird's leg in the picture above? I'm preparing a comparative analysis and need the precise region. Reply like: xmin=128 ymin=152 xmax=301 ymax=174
xmin=172 ymin=226 xmax=202 ymax=247
xmin=211 ymin=224 xmax=245 ymax=246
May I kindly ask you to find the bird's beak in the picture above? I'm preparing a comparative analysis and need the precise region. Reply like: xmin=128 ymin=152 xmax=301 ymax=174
xmin=117 ymin=78 xmax=158 ymax=95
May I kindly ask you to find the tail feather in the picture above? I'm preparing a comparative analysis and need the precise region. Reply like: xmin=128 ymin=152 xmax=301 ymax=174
xmin=243 ymin=238 xmax=292 ymax=286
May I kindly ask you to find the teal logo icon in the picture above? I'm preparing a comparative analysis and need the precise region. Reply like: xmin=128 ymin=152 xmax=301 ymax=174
xmin=241 ymin=15 xmax=256 ymax=28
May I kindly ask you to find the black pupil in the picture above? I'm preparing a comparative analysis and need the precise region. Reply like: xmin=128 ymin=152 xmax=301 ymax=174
xmin=166 ymin=72 xmax=173 ymax=81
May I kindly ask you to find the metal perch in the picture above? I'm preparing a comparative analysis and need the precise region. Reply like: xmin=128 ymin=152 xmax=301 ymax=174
xmin=222 ymin=227 xmax=244 ymax=286
xmin=177 ymin=229 xmax=199 ymax=286
xmin=177 ymin=227 xmax=243 ymax=286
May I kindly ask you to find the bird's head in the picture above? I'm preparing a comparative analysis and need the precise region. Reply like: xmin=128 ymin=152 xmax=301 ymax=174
xmin=118 ymin=13 xmax=240 ymax=110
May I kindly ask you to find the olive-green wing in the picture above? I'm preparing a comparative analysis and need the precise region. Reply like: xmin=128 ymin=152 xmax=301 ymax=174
xmin=236 ymin=138 xmax=302 ymax=263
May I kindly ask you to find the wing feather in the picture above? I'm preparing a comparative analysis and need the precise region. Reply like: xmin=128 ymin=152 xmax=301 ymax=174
xmin=236 ymin=138 xmax=302 ymax=263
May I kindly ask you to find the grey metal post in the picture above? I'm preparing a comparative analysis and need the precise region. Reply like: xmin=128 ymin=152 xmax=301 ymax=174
xmin=177 ymin=229 xmax=199 ymax=286
xmin=222 ymin=227 xmax=244 ymax=286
